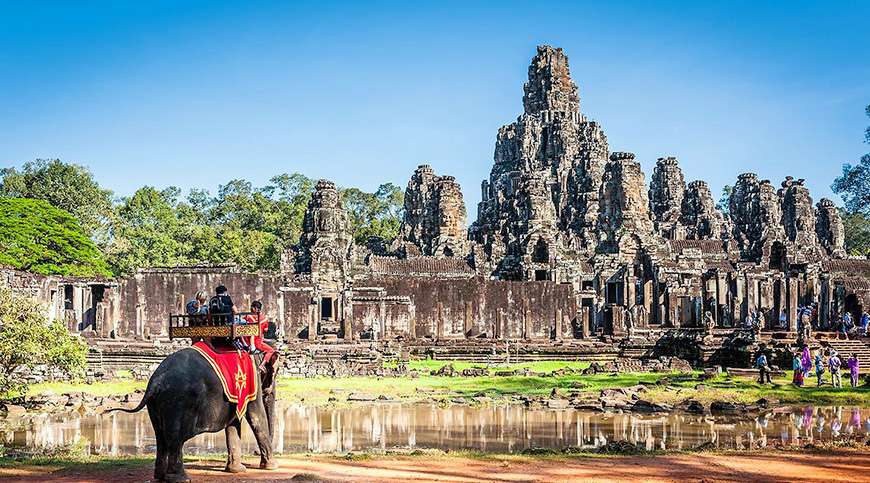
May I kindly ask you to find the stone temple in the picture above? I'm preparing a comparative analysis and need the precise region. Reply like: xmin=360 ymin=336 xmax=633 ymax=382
xmin=5 ymin=45 xmax=870 ymax=371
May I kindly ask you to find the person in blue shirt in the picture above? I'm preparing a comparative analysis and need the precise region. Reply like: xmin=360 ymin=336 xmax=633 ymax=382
xmin=814 ymin=352 xmax=826 ymax=387
xmin=756 ymin=352 xmax=771 ymax=384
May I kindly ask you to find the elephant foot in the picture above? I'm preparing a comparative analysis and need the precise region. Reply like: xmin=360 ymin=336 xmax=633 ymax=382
xmin=164 ymin=472 xmax=191 ymax=483
xmin=225 ymin=462 xmax=247 ymax=473
xmin=260 ymin=459 xmax=279 ymax=470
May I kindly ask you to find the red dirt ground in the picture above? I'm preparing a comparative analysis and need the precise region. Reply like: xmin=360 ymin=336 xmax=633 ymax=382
xmin=2 ymin=450 xmax=869 ymax=483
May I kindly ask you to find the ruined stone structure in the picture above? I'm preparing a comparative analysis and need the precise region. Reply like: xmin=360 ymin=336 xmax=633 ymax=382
xmin=5 ymin=44 xmax=869 ymax=372
xmin=394 ymin=165 xmax=468 ymax=258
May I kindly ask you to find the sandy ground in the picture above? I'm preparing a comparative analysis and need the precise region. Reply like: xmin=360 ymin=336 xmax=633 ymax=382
xmin=2 ymin=451 xmax=870 ymax=483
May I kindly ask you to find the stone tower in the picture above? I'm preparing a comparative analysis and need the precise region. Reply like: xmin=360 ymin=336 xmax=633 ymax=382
xmin=599 ymin=152 xmax=654 ymax=243
xmin=680 ymin=180 xmax=722 ymax=240
xmin=729 ymin=173 xmax=786 ymax=262
xmin=779 ymin=177 xmax=818 ymax=261
xmin=649 ymin=157 xmax=686 ymax=239
xmin=816 ymin=198 xmax=846 ymax=258
xmin=397 ymin=165 xmax=469 ymax=258
xmin=292 ymin=179 xmax=353 ymax=286
xmin=469 ymin=45 xmax=610 ymax=280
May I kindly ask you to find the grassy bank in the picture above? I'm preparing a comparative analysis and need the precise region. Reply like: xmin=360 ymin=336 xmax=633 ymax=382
xmin=278 ymin=359 xmax=870 ymax=407
xmin=18 ymin=359 xmax=870 ymax=408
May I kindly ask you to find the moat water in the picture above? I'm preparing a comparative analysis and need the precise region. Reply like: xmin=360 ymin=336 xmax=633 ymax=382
xmin=2 ymin=403 xmax=869 ymax=456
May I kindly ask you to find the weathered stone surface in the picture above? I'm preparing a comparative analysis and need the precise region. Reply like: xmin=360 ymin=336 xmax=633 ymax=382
xmin=816 ymin=198 xmax=845 ymax=257
xmin=395 ymin=165 xmax=468 ymax=258
xmin=649 ymin=157 xmax=686 ymax=238
xmin=599 ymin=152 xmax=654 ymax=242
xmin=287 ymin=179 xmax=353 ymax=286
xmin=680 ymin=180 xmax=723 ymax=240
xmin=469 ymin=45 xmax=609 ymax=281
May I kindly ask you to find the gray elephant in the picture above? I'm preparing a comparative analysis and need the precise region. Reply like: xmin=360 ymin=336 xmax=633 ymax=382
xmin=112 ymin=347 xmax=278 ymax=482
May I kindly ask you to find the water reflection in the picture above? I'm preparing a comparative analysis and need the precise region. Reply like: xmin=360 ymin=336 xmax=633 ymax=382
xmin=2 ymin=404 xmax=868 ymax=456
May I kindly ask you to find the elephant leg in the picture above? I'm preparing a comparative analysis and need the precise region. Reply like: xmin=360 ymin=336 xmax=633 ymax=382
xmin=224 ymin=419 xmax=246 ymax=473
xmin=149 ymin=410 xmax=168 ymax=481
xmin=165 ymin=440 xmax=189 ymax=483
xmin=247 ymin=406 xmax=278 ymax=470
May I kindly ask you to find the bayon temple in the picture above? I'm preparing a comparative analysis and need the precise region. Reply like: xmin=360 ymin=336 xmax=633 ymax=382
xmin=5 ymin=45 xmax=870 ymax=370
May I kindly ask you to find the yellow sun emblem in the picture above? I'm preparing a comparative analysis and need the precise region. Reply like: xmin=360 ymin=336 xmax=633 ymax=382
xmin=234 ymin=365 xmax=247 ymax=395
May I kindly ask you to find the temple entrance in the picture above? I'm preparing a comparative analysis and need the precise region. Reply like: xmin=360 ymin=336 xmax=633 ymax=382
xmin=534 ymin=269 xmax=549 ymax=281
xmin=845 ymin=293 xmax=862 ymax=323
xmin=320 ymin=296 xmax=334 ymax=320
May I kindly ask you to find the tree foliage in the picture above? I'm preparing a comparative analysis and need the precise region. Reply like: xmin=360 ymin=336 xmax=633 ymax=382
xmin=0 ymin=285 xmax=88 ymax=397
xmin=0 ymin=159 xmax=113 ymax=242
xmin=0 ymin=158 xmax=405 ymax=275
xmin=832 ymin=104 xmax=870 ymax=253
xmin=341 ymin=183 xmax=404 ymax=245
xmin=0 ymin=198 xmax=111 ymax=276
xmin=717 ymin=185 xmax=733 ymax=216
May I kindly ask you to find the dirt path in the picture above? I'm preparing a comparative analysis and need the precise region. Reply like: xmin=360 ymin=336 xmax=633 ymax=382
xmin=3 ymin=451 xmax=870 ymax=483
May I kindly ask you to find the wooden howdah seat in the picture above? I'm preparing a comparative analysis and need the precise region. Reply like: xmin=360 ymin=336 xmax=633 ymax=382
xmin=169 ymin=311 xmax=260 ymax=340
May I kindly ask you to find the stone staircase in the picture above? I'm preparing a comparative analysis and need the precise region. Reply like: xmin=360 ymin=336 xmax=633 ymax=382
xmin=821 ymin=338 xmax=870 ymax=373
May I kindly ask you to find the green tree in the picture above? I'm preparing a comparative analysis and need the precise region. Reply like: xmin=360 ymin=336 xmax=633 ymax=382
xmin=717 ymin=184 xmax=733 ymax=216
xmin=108 ymin=187 xmax=193 ymax=274
xmin=0 ymin=159 xmax=113 ymax=242
xmin=0 ymin=198 xmax=111 ymax=276
xmin=341 ymin=183 xmax=404 ymax=244
xmin=0 ymin=285 xmax=88 ymax=397
xmin=832 ymin=104 xmax=870 ymax=253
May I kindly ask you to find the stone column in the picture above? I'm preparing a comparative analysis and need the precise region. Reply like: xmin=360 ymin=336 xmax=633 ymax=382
xmin=787 ymin=275 xmax=799 ymax=332
xmin=436 ymin=302 xmax=444 ymax=340
xmin=342 ymin=289 xmax=353 ymax=340
xmin=308 ymin=300 xmax=317 ymax=341
xmin=408 ymin=304 xmax=416 ymax=340
xmin=378 ymin=298 xmax=387 ymax=339
xmin=579 ymin=308 xmax=590 ymax=338
xmin=72 ymin=285 xmax=84 ymax=332
xmin=554 ymin=308 xmax=562 ymax=341
xmin=523 ymin=302 xmax=532 ymax=340
xmin=464 ymin=301 xmax=473 ymax=338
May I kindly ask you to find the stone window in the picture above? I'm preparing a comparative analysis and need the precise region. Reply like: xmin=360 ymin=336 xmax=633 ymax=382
xmin=532 ymin=239 xmax=549 ymax=263
xmin=320 ymin=297 xmax=334 ymax=320
xmin=534 ymin=269 xmax=549 ymax=281
xmin=63 ymin=285 xmax=73 ymax=310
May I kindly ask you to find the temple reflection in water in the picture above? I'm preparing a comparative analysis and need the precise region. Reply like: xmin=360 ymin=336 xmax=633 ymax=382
xmin=3 ymin=404 xmax=869 ymax=456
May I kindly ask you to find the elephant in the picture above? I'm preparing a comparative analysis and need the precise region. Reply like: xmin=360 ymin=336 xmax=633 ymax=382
xmin=112 ymin=346 xmax=279 ymax=482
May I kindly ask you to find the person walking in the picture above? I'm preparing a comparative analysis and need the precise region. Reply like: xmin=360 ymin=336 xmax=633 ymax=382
xmin=814 ymin=352 xmax=826 ymax=387
xmin=861 ymin=311 xmax=870 ymax=337
xmin=792 ymin=353 xmax=804 ymax=386
xmin=846 ymin=353 xmax=860 ymax=388
xmin=829 ymin=352 xmax=842 ymax=388
xmin=756 ymin=352 xmax=772 ymax=384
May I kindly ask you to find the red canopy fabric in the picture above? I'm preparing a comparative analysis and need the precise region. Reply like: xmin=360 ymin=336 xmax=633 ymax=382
xmin=191 ymin=341 xmax=258 ymax=419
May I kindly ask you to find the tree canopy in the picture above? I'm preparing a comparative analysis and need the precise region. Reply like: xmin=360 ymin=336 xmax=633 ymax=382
xmin=0 ymin=159 xmax=408 ymax=275
xmin=0 ymin=197 xmax=111 ymax=276
xmin=0 ymin=159 xmax=113 ymax=243
xmin=832 ymin=104 xmax=870 ymax=255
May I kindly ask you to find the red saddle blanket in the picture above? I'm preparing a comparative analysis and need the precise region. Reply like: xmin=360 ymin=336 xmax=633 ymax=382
xmin=191 ymin=341 xmax=257 ymax=419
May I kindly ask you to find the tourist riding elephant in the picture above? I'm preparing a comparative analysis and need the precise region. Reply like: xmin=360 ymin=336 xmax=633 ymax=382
xmin=112 ymin=347 xmax=279 ymax=482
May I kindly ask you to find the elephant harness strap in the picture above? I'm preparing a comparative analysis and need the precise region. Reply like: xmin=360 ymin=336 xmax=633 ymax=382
xmin=191 ymin=341 xmax=258 ymax=419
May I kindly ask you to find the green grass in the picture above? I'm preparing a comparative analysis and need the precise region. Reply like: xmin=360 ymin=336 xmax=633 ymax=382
xmin=279 ymin=358 xmax=870 ymax=407
xmin=11 ymin=359 xmax=870 ymax=409
xmin=26 ymin=378 xmax=146 ymax=398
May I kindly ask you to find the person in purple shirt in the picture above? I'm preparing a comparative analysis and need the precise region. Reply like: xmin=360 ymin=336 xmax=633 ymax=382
xmin=846 ymin=353 xmax=860 ymax=388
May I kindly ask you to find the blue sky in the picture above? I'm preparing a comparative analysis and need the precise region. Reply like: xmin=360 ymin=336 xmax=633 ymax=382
xmin=1 ymin=1 xmax=868 ymax=216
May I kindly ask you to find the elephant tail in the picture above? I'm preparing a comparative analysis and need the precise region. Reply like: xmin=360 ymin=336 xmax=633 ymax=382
xmin=106 ymin=389 xmax=151 ymax=414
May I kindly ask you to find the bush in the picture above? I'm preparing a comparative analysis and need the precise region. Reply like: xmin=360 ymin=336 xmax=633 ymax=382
xmin=0 ymin=285 xmax=88 ymax=398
